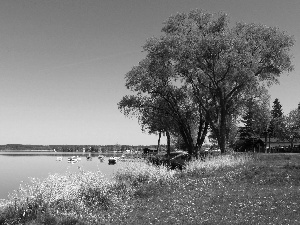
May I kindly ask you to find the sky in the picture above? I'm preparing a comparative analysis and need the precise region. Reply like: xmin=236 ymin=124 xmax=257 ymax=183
xmin=0 ymin=0 xmax=299 ymax=145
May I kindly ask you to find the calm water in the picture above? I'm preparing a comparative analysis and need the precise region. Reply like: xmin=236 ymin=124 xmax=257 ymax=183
xmin=0 ymin=152 xmax=127 ymax=200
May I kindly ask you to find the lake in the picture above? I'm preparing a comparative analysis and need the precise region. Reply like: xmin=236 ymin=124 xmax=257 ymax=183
xmin=0 ymin=152 xmax=128 ymax=200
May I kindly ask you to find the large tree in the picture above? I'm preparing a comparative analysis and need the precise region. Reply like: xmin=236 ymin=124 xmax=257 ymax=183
xmin=144 ymin=9 xmax=294 ymax=153
xmin=119 ymin=9 xmax=294 ymax=154
xmin=118 ymin=58 xmax=209 ymax=156
xmin=119 ymin=95 xmax=175 ymax=154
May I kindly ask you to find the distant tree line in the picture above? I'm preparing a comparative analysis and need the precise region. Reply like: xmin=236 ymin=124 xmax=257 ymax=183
xmin=0 ymin=144 xmax=160 ymax=152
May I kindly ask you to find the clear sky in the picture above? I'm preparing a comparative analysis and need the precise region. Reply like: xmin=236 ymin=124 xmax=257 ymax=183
xmin=0 ymin=0 xmax=299 ymax=145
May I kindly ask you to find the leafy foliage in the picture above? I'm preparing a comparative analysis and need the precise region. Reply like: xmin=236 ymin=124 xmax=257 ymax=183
xmin=118 ymin=39 xmax=209 ymax=156
xmin=269 ymin=98 xmax=285 ymax=139
xmin=160 ymin=10 xmax=294 ymax=153
xmin=284 ymin=107 xmax=300 ymax=146
xmin=119 ymin=9 xmax=294 ymax=154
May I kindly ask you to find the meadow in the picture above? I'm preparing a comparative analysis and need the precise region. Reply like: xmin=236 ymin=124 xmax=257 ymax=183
xmin=1 ymin=153 xmax=300 ymax=224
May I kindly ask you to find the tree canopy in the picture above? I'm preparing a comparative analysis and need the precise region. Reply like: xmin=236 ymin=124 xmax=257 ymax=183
xmin=284 ymin=107 xmax=300 ymax=147
xmin=119 ymin=9 xmax=295 ymax=154
xmin=268 ymin=98 xmax=285 ymax=139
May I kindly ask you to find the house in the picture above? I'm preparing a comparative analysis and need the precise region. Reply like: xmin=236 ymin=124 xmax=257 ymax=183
xmin=260 ymin=138 xmax=300 ymax=153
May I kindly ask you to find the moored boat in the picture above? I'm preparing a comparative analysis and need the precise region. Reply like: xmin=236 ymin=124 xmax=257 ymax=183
xmin=108 ymin=157 xmax=116 ymax=165
xmin=98 ymin=155 xmax=105 ymax=160
xmin=118 ymin=154 xmax=126 ymax=161
xmin=67 ymin=156 xmax=78 ymax=163
xmin=56 ymin=156 xmax=63 ymax=161
xmin=86 ymin=152 xmax=92 ymax=161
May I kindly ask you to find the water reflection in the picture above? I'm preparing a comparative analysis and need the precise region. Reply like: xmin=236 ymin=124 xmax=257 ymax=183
xmin=0 ymin=152 xmax=126 ymax=200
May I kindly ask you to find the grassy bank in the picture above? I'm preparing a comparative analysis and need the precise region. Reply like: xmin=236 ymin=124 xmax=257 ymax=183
xmin=1 ymin=153 xmax=300 ymax=224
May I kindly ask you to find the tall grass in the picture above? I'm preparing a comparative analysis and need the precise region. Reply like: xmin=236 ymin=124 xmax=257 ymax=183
xmin=185 ymin=153 xmax=254 ymax=175
xmin=114 ymin=161 xmax=177 ymax=186
xmin=0 ymin=154 xmax=256 ymax=224
xmin=0 ymin=169 xmax=132 ymax=224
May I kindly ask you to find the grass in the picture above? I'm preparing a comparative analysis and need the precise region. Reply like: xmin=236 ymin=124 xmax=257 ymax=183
xmin=1 ymin=153 xmax=300 ymax=224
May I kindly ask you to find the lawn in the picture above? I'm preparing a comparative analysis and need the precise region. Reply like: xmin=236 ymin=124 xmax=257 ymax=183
xmin=112 ymin=153 xmax=300 ymax=224
xmin=1 ymin=153 xmax=300 ymax=224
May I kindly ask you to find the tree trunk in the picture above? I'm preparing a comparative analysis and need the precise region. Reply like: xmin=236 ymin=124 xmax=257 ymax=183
xmin=166 ymin=131 xmax=171 ymax=155
xmin=264 ymin=131 xmax=267 ymax=153
xmin=196 ymin=120 xmax=209 ymax=159
xmin=179 ymin=123 xmax=195 ymax=155
xmin=207 ymin=99 xmax=226 ymax=154
xmin=290 ymin=136 xmax=294 ymax=150
xmin=195 ymin=120 xmax=204 ymax=159
xmin=157 ymin=131 xmax=161 ymax=152
xmin=219 ymin=103 xmax=227 ymax=154
xmin=268 ymin=134 xmax=271 ymax=153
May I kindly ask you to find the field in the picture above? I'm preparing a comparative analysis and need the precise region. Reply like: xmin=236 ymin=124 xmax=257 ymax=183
xmin=1 ymin=153 xmax=300 ymax=224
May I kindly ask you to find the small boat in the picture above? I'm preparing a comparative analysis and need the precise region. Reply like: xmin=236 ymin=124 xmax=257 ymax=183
xmin=108 ymin=157 xmax=116 ymax=165
xmin=98 ymin=155 xmax=104 ymax=160
xmin=56 ymin=156 xmax=63 ymax=161
xmin=118 ymin=154 xmax=126 ymax=161
xmin=76 ymin=156 xmax=81 ymax=161
xmin=98 ymin=155 xmax=105 ymax=161
xmin=67 ymin=156 xmax=77 ymax=163
xmin=86 ymin=153 xmax=92 ymax=161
